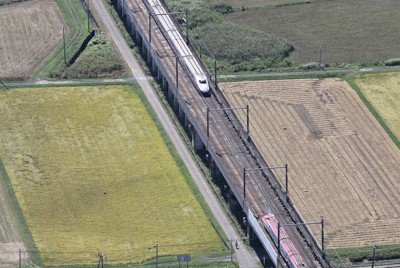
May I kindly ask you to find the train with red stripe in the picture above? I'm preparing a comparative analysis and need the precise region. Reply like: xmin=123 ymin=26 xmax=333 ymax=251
xmin=262 ymin=214 xmax=305 ymax=268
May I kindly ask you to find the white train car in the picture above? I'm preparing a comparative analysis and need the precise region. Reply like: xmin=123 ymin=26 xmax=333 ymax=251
xmin=147 ymin=0 xmax=210 ymax=95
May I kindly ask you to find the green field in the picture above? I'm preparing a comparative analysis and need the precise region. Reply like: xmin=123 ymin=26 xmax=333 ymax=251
xmin=165 ymin=0 xmax=294 ymax=73
xmin=165 ymin=0 xmax=400 ymax=71
xmin=0 ymin=85 xmax=225 ymax=266
xmin=225 ymin=0 xmax=400 ymax=66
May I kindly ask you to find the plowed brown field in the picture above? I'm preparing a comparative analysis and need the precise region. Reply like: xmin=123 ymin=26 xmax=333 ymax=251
xmin=220 ymin=78 xmax=400 ymax=248
xmin=0 ymin=0 xmax=66 ymax=80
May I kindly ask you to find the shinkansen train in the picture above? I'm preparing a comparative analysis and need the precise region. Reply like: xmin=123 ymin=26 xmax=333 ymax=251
xmin=147 ymin=0 xmax=210 ymax=95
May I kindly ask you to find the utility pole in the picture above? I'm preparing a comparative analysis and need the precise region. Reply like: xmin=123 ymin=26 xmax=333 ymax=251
xmin=97 ymin=252 xmax=104 ymax=268
xmin=87 ymin=0 xmax=90 ymax=33
xmin=321 ymin=217 xmax=325 ymax=257
xmin=214 ymin=54 xmax=217 ymax=88
xmin=155 ymin=243 xmax=159 ymax=268
xmin=268 ymin=164 xmax=289 ymax=201
xmin=0 ymin=81 xmax=9 ymax=90
xmin=371 ymin=245 xmax=377 ymax=268
xmin=185 ymin=9 xmax=188 ymax=44
xmin=277 ymin=222 xmax=281 ymax=268
xmin=285 ymin=163 xmax=288 ymax=200
xmin=246 ymin=104 xmax=249 ymax=135
xmin=175 ymin=57 xmax=179 ymax=88
xmin=319 ymin=45 xmax=322 ymax=68
xmin=63 ymin=26 xmax=67 ymax=65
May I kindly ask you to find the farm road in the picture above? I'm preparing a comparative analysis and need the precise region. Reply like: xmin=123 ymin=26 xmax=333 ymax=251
xmin=1 ymin=77 xmax=140 ymax=88
xmin=218 ymin=65 xmax=400 ymax=80
xmin=90 ymin=1 xmax=260 ymax=268
xmin=4 ymin=62 xmax=400 ymax=89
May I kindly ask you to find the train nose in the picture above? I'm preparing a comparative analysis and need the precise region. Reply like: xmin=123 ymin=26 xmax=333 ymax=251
xmin=196 ymin=76 xmax=210 ymax=94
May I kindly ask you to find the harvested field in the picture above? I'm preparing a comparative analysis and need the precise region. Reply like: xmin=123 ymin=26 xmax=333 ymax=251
xmin=220 ymin=78 xmax=400 ymax=248
xmin=0 ymin=85 xmax=224 ymax=266
xmin=0 ymin=0 xmax=66 ymax=80
xmin=225 ymin=0 xmax=400 ymax=64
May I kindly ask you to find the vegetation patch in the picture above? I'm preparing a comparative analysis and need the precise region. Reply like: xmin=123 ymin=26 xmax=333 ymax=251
xmin=384 ymin=58 xmax=400 ymax=66
xmin=193 ymin=22 xmax=293 ymax=66
xmin=0 ymin=85 xmax=225 ymax=266
xmin=34 ymin=0 xmax=126 ymax=80
xmin=49 ymin=33 xmax=125 ymax=79
xmin=165 ymin=0 xmax=400 ymax=71
xmin=326 ymin=244 xmax=400 ymax=266
xmin=165 ymin=0 xmax=294 ymax=72
xmin=225 ymin=0 xmax=400 ymax=67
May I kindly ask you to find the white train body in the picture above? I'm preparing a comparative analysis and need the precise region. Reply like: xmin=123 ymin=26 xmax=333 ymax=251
xmin=148 ymin=0 xmax=210 ymax=95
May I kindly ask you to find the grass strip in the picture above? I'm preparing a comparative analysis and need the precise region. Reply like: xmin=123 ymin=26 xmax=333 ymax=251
xmin=32 ymin=0 xmax=88 ymax=79
xmin=326 ymin=244 xmax=400 ymax=266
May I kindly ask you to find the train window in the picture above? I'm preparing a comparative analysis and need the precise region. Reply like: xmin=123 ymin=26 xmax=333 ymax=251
xmin=198 ymin=79 xmax=207 ymax=84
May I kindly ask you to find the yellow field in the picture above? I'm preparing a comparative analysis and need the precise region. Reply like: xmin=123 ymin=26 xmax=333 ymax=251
xmin=0 ymin=85 xmax=224 ymax=266
xmin=355 ymin=72 xmax=400 ymax=138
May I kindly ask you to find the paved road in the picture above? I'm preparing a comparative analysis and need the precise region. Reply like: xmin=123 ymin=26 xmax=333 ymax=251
xmin=91 ymin=1 xmax=260 ymax=267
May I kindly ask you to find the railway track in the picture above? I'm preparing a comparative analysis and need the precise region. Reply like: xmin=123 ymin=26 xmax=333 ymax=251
xmin=125 ymin=0 xmax=327 ymax=266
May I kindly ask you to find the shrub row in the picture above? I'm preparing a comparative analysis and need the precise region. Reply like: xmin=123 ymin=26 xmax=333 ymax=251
xmin=193 ymin=21 xmax=293 ymax=62
xmin=327 ymin=244 xmax=400 ymax=265
xmin=349 ymin=247 xmax=400 ymax=263
xmin=300 ymin=62 xmax=327 ymax=70
xmin=384 ymin=58 xmax=400 ymax=66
